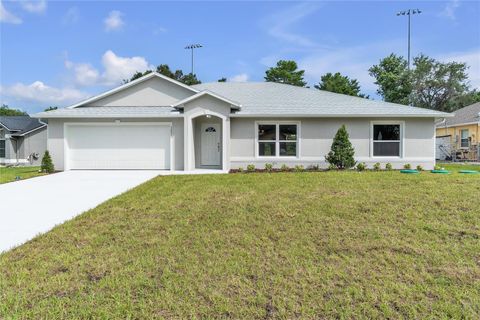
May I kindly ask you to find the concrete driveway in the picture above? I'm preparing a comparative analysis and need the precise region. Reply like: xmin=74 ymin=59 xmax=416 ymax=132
xmin=0 ymin=170 xmax=161 ymax=252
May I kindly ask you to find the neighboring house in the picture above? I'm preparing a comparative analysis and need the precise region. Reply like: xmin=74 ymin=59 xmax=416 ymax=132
xmin=33 ymin=72 xmax=451 ymax=171
xmin=436 ymin=102 xmax=480 ymax=161
xmin=0 ymin=116 xmax=47 ymax=166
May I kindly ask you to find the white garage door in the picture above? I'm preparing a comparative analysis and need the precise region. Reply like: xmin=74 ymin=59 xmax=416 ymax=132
xmin=66 ymin=123 xmax=171 ymax=170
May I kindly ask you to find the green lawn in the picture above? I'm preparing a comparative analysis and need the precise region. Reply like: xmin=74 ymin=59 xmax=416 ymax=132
xmin=1 ymin=171 xmax=479 ymax=318
xmin=439 ymin=162 xmax=480 ymax=172
xmin=0 ymin=166 xmax=45 ymax=184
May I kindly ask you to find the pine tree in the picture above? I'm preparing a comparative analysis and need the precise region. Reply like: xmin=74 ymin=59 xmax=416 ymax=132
xmin=326 ymin=125 xmax=356 ymax=169
xmin=41 ymin=150 xmax=55 ymax=173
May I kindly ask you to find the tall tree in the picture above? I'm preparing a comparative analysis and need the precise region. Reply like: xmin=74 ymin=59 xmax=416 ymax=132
xmin=218 ymin=77 xmax=227 ymax=82
xmin=180 ymin=73 xmax=201 ymax=85
xmin=368 ymin=54 xmax=412 ymax=105
xmin=315 ymin=72 xmax=368 ymax=98
xmin=410 ymin=54 xmax=470 ymax=112
xmin=0 ymin=104 xmax=28 ymax=116
xmin=44 ymin=106 xmax=58 ymax=112
xmin=265 ymin=60 xmax=307 ymax=87
xmin=124 ymin=64 xmax=201 ymax=85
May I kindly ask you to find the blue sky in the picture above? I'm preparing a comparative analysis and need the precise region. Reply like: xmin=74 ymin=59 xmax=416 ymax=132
xmin=1 ymin=0 xmax=479 ymax=113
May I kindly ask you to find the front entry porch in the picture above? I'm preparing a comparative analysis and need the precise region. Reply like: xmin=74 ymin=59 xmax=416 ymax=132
xmin=184 ymin=111 xmax=230 ymax=171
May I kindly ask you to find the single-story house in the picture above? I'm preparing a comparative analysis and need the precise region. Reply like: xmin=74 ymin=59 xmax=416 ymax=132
xmin=0 ymin=116 xmax=47 ymax=166
xmin=33 ymin=72 xmax=451 ymax=171
xmin=435 ymin=102 xmax=479 ymax=161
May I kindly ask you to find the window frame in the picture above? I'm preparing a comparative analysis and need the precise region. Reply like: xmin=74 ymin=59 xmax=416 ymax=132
xmin=460 ymin=129 xmax=469 ymax=149
xmin=255 ymin=121 xmax=300 ymax=158
xmin=0 ymin=128 xmax=5 ymax=159
xmin=370 ymin=121 xmax=404 ymax=158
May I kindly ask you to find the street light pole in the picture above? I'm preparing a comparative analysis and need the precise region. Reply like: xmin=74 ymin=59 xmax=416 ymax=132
xmin=397 ymin=9 xmax=421 ymax=70
xmin=184 ymin=44 xmax=203 ymax=75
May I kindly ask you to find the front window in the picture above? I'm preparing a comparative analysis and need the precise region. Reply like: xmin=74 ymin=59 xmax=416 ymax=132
xmin=372 ymin=123 xmax=401 ymax=157
xmin=0 ymin=130 xmax=5 ymax=158
xmin=258 ymin=123 xmax=298 ymax=157
xmin=460 ymin=129 xmax=469 ymax=148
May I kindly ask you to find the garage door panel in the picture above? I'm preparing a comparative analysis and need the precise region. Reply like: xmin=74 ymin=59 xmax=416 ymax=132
xmin=66 ymin=124 xmax=170 ymax=170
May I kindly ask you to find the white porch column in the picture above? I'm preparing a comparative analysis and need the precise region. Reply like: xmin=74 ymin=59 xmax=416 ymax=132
xmin=184 ymin=116 xmax=196 ymax=171
xmin=222 ymin=117 xmax=230 ymax=172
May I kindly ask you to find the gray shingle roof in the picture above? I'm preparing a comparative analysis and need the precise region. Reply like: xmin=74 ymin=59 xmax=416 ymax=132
xmin=441 ymin=102 xmax=480 ymax=127
xmin=33 ymin=106 xmax=180 ymax=118
xmin=0 ymin=116 xmax=45 ymax=135
xmin=193 ymin=82 xmax=451 ymax=117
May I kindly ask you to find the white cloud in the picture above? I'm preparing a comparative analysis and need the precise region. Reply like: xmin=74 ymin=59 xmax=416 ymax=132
xmin=20 ymin=0 xmax=46 ymax=14
xmin=437 ymin=48 xmax=480 ymax=90
xmin=0 ymin=81 xmax=88 ymax=105
xmin=63 ymin=6 xmax=79 ymax=24
xmin=298 ymin=40 xmax=405 ymax=92
xmin=101 ymin=50 xmax=153 ymax=85
xmin=263 ymin=3 xmax=324 ymax=48
xmin=0 ymin=1 xmax=22 ymax=24
xmin=229 ymin=73 xmax=249 ymax=82
xmin=65 ymin=59 xmax=100 ymax=86
xmin=439 ymin=0 xmax=460 ymax=20
xmin=64 ymin=50 xmax=153 ymax=86
xmin=104 ymin=10 xmax=124 ymax=32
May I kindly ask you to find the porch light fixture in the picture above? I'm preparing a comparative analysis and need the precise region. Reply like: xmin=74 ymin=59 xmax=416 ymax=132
xmin=396 ymin=9 xmax=422 ymax=69
xmin=184 ymin=44 xmax=203 ymax=75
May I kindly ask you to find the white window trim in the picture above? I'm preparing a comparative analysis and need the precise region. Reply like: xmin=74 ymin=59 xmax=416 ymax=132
xmin=370 ymin=121 xmax=405 ymax=158
xmin=460 ymin=129 xmax=469 ymax=149
xmin=255 ymin=121 xmax=301 ymax=159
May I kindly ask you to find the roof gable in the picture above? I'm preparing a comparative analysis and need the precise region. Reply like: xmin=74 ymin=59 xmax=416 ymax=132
xmin=443 ymin=102 xmax=480 ymax=127
xmin=68 ymin=72 xmax=198 ymax=108
xmin=171 ymin=90 xmax=241 ymax=109
xmin=0 ymin=116 xmax=45 ymax=135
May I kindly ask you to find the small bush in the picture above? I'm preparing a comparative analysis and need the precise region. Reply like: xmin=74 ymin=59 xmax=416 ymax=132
xmin=280 ymin=164 xmax=290 ymax=172
xmin=403 ymin=163 xmax=412 ymax=170
xmin=294 ymin=165 xmax=304 ymax=172
xmin=434 ymin=165 xmax=442 ymax=170
xmin=416 ymin=165 xmax=423 ymax=171
xmin=41 ymin=150 xmax=54 ymax=173
xmin=373 ymin=162 xmax=381 ymax=171
xmin=325 ymin=125 xmax=356 ymax=169
xmin=246 ymin=164 xmax=256 ymax=172
xmin=308 ymin=164 xmax=320 ymax=171
xmin=237 ymin=167 xmax=243 ymax=173
xmin=264 ymin=163 xmax=273 ymax=172
xmin=385 ymin=163 xmax=393 ymax=171
xmin=356 ymin=162 xmax=367 ymax=171
xmin=328 ymin=163 xmax=336 ymax=170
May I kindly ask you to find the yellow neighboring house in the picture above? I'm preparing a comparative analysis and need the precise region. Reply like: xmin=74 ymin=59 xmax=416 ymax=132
xmin=436 ymin=102 xmax=480 ymax=160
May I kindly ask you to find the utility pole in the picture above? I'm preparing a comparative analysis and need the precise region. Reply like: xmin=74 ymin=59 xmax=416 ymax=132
xmin=184 ymin=44 xmax=203 ymax=75
xmin=396 ymin=9 xmax=421 ymax=69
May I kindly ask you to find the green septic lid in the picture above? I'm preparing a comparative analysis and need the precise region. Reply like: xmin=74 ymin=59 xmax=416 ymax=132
xmin=459 ymin=170 xmax=479 ymax=174
xmin=400 ymin=169 xmax=419 ymax=174
xmin=431 ymin=170 xmax=450 ymax=174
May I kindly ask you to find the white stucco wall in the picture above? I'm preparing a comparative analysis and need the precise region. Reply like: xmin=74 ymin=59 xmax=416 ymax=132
xmin=230 ymin=117 xmax=436 ymax=169
xmin=85 ymin=77 xmax=195 ymax=107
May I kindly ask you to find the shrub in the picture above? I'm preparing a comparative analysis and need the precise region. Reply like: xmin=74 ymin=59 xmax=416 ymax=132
xmin=373 ymin=162 xmax=381 ymax=171
xmin=246 ymin=164 xmax=256 ymax=172
xmin=403 ymin=163 xmax=412 ymax=169
xmin=325 ymin=125 xmax=356 ymax=169
xmin=280 ymin=164 xmax=290 ymax=172
xmin=294 ymin=165 xmax=304 ymax=172
xmin=356 ymin=162 xmax=367 ymax=171
xmin=385 ymin=163 xmax=393 ymax=171
xmin=41 ymin=150 xmax=54 ymax=173
xmin=308 ymin=164 xmax=320 ymax=171
xmin=416 ymin=165 xmax=423 ymax=171
xmin=264 ymin=163 xmax=273 ymax=172
xmin=237 ymin=167 xmax=243 ymax=173
xmin=434 ymin=165 xmax=442 ymax=170
xmin=328 ymin=163 xmax=336 ymax=170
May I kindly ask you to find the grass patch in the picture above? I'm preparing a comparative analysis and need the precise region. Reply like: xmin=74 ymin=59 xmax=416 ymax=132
xmin=0 ymin=166 xmax=45 ymax=184
xmin=1 ymin=171 xmax=479 ymax=318
xmin=439 ymin=162 xmax=480 ymax=172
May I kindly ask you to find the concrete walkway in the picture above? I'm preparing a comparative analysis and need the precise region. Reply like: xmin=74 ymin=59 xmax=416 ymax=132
xmin=0 ymin=170 xmax=166 ymax=252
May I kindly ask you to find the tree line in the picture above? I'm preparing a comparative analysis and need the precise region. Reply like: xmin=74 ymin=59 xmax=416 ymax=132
xmin=2 ymin=52 xmax=478 ymax=116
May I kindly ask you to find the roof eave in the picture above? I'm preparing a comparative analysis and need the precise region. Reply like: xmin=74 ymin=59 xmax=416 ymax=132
xmin=230 ymin=113 xmax=454 ymax=118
